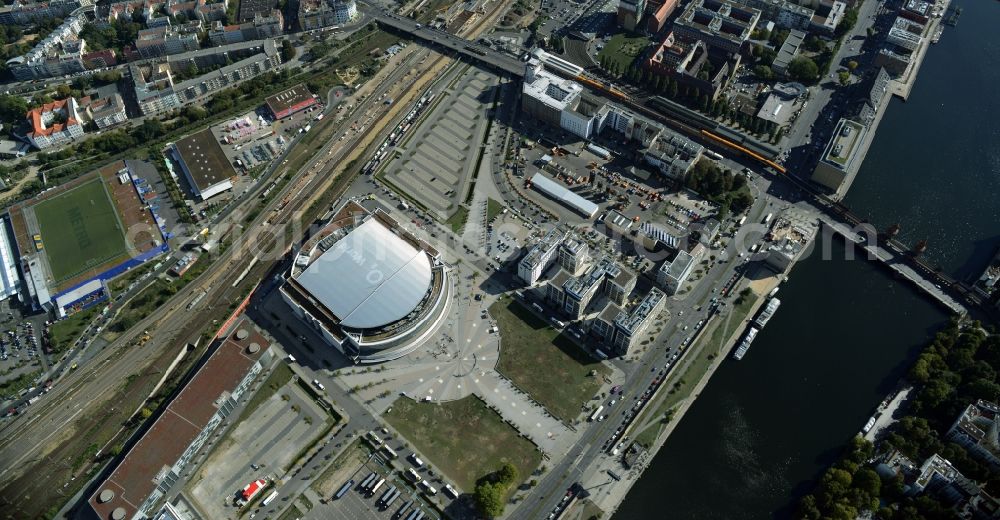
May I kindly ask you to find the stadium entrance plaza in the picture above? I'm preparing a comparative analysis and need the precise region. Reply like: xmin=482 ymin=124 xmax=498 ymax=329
xmin=260 ymin=254 xmax=580 ymax=456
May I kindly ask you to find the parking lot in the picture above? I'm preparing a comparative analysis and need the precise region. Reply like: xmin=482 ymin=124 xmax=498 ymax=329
xmin=308 ymin=443 xmax=441 ymax=520
xmin=380 ymin=64 xmax=498 ymax=221
xmin=187 ymin=380 xmax=331 ymax=520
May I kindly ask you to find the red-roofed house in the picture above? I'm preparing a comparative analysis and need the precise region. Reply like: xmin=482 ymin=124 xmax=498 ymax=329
xmin=25 ymin=97 xmax=85 ymax=150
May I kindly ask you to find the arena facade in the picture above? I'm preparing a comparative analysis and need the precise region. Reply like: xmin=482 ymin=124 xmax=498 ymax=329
xmin=280 ymin=200 xmax=450 ymax=363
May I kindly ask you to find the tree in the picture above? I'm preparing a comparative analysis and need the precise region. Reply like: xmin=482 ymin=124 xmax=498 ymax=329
xmin=852 ymin=468 xmax=881 ymax=498
xmin=474 ymin=482 xmax=505 ymax=518
xmin=281 ymin=39 xmax=296 ymax=62
xmin=0 ymin=94 xmax=28 ymax=124
xmin=838 ymin=8 xmax=859 ymax=35
xmin=134 ymin=119 xmax=165 ymax=142
xmin=311 ymin=41 xmax=330 ymax=59
xmin=787 ymin=56 xmax=819 ymax=82
xmin=182 ymin=105 xmax=208 ymax=122
xmin=847 ymin=60 xmax=859 ymax=71
xmin=140 ymin=407 xmax=153 ymax=418
xmin=804 ymin=34 xmax=824 ymax=52
xmin=755 ymin=45 xmax=777 ymax=66
xmin=768 ymin=29 xmax=790 ymax=47
xmin=498 ymin=462 xmax=518 ymax=486
xmin=753 ymin=64 xmax=774 ymax=80
xmin=838 ymin=71 xmax=851 ymax=85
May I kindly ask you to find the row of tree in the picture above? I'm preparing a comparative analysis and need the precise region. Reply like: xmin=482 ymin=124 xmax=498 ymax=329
xmin=474 ymin=462 xmax=519 ymax=518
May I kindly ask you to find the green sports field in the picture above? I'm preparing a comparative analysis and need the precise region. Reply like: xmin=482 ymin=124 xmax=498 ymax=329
xmin=33 ymin=179 xmax=129 ymax=284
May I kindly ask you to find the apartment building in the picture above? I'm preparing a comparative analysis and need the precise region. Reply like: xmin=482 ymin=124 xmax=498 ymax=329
xmin=0 ymin=0 xmax=91 ymax=24
xmin=132 ymin=40 xmax=283 ymax=115
xmin=208 ymin=9 xmax=283 ymax=46
xmin=85 ymin=93 xmax=128 ymax=129
xmin=518 ymin=227 xmax=567 ymax=285
xmin=135 ymin=22 xmax=202 ymax=58
xmin=672 ymin=0 xmax=760 ymax=54
xmin=24 ymin=98 xmax=86 ymax=150
xmin=7 ymin=11 xmax=88 ymax=80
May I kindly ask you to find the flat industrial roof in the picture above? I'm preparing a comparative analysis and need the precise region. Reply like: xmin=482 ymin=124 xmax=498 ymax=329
xmin=530 ymin=173 xmax=599 ymax=217
xmin=89 ymin=319 xmax=269 ymax=520
xmin=296 ymin=218 xmax=433 ymax=330
xmin=173 ymin=128 xmax=236 ymax=192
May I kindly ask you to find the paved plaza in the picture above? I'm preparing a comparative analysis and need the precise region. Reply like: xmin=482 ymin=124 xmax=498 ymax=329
xmin=337 ymin=261 xmax=578 ymax=456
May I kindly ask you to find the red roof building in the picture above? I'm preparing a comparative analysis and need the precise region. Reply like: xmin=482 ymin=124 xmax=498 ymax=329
xmin=88 ymin=319 xmax=273 ymax=520
xmin=24 ymin=98 xmax=85 ymax=150
xmin=241 ymin=479 xmax=268 ymax=501
xmin=265 ymin=84 xmax=318 ymax=120
xmin=645 ymin=0 xmax=679 ymax=32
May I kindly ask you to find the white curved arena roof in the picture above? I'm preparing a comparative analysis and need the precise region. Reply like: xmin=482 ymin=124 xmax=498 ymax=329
xmin=296 ymin=218 xmax=432 ymax=329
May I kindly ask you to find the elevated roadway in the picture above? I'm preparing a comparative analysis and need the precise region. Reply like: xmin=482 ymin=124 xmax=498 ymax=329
xmin=366 ymin=7 xmax=525 ymax=77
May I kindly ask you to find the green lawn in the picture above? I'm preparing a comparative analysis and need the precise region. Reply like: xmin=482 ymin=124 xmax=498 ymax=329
xmin=384 ymin=395 xmax=541 ymax=493
xmin=446 ymin=206 xmax=469 ymax=233
xmin=598 ymin=33 xmax=653 ymax=73
xmin=48 ymin=305 xmax=101 ymax=354
xmin=491 ymin=298 xmax=609 ymax=422
xmin=486 ymin=198 xmax=504 ymax=223
xmin=33 ymin=179 xmax=128 ymax=284
xmin=277 ymin=505 xmax=304 ymax=520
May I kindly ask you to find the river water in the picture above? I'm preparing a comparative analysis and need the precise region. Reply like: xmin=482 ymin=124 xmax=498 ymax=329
xmin=614 ymin=0 xmax=996 ymax=516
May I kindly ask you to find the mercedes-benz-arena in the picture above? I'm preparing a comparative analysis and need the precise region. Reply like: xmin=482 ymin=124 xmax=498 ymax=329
xmin=280 ymin=200 xmax=451 ymax=363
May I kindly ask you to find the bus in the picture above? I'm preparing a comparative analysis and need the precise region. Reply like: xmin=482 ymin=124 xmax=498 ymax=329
xmin=359 ymin=472 xmax=377 ymax=490
xmin=334 ymin=480 xmax=354 ymax=499
xmin=737 ymin=216 xmax=747 ymax=226
xmin=419 ymin=480 xmax=437 ymax=495
xmin=589 ymin=405 xmax=604 ymax=422
xmin=443 ymin=484 xmax=459 ymax=499
xmin=762 ymin=213 xmax=773 ymax=225
xmin=381 ymin=445 xmax=399 ymax=459
xmin=408 ymin=454 xmax=424 ymax=468
xmin=382 ymin=488 xmax=402 ymax=509
xmin=261 ymin=490 xmax=278 ymax=506
xmin=405 ymin=468 xmax=421 ymax=482
xmin=368 ymin=478 xmax=387 ymax=497
xmin=394 ymin=500 xmax=414 ymax=519
xmin=704 ymin=150 xmax=723 ymax=161
xmin=366 ymin=431 xmax=381 ymax=443
xmin=378 ymin=486 xmax=397 ymax=506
